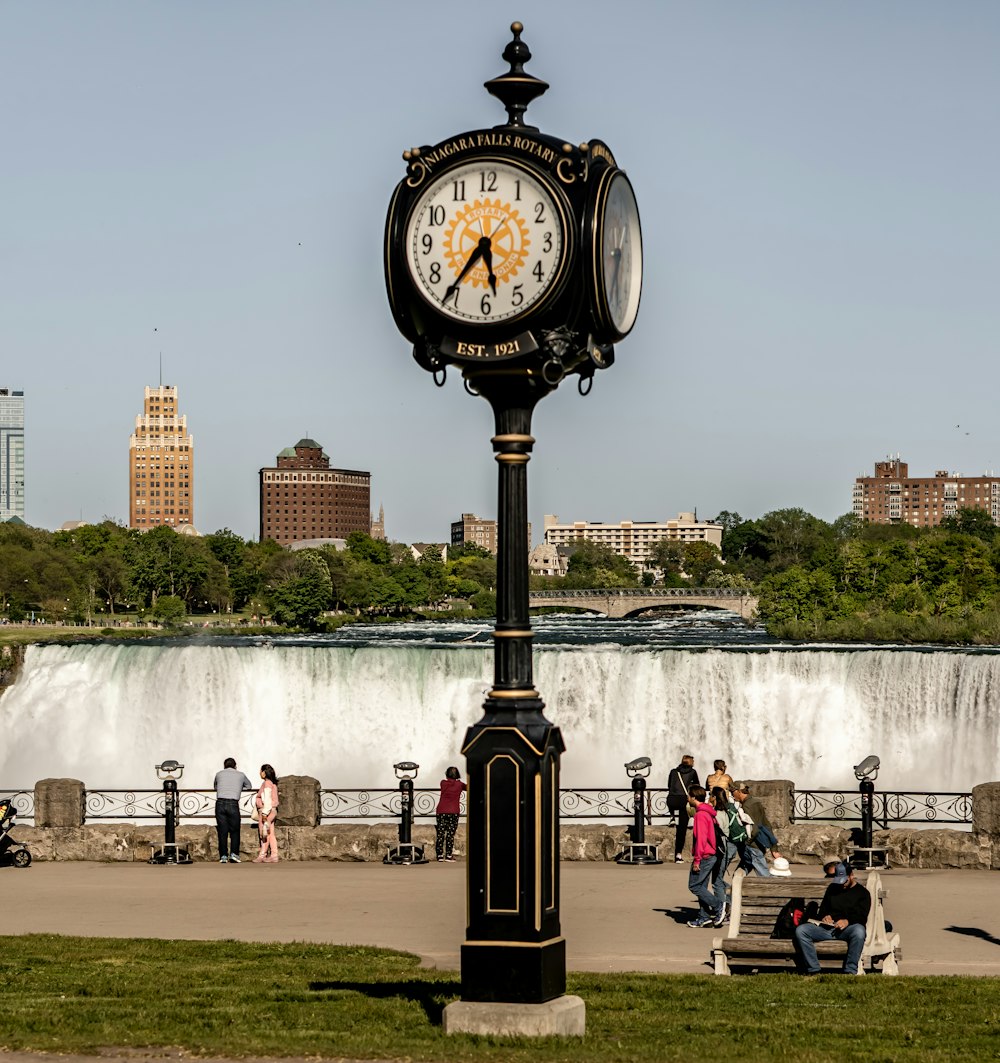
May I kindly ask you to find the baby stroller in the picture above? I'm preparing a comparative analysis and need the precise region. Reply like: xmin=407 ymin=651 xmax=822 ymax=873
xmin=0 ymin=797 xmax=32 ymax=868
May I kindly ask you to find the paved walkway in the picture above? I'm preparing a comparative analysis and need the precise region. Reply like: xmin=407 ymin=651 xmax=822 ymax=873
xmin=5 ymin=859 xmax=1000 ymax=976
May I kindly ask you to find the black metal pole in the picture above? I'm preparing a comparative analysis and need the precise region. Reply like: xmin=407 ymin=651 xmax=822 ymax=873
xmin=629 ymin=776 xmax=646 ymax=845
xmin=859 ymin=778 xmax=875 ymax=849
xmin=460 ymin=368 xmax=565 ymax=1005
xmin=164 ymin=777 xmax=178 ymax=851
xmin=399 ymin=776 xmax=413 ymax=845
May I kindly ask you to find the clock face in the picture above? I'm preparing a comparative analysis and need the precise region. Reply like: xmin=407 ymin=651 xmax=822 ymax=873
xmin=598 ymin=171 xmax=642 ymax=338
xmin=405 ymin=159 xmax=567 ymax=326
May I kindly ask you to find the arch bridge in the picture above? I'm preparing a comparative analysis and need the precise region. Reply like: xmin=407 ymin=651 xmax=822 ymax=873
xmin=528 ymin=587 xmax=758 ymax=620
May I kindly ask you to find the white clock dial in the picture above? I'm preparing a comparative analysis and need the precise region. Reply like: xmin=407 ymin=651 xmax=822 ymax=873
xmin=405 ymin=159 xmax=567 ymax=326
xmin=599 ymin=172 xmax=642 ymax=337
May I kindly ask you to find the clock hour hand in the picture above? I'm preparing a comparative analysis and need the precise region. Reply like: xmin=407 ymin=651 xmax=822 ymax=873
xmin=481 ymin=242 xmax=497 ymax=295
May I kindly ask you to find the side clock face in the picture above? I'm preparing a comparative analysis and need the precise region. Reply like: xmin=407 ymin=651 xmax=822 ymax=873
xmin=596 ymin=171 xmax=642 ymax=339
xmin=404 ymin=159 xmax=568 ymax=327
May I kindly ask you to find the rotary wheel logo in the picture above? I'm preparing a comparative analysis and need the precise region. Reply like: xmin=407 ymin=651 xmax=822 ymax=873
xmin=444 ymin=199 xmax=530 ymax=288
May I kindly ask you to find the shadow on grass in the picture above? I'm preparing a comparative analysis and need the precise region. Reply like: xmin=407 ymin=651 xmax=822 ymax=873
xmin=944 ymin=925 xmax=1000 ymax=947
xmin=309 ymin=978 xmax=461 ymax=1026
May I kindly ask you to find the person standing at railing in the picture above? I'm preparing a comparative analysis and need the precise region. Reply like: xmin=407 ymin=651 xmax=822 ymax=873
xmin=253 ymin=764 xmax=280 ymax=863
xmin=706 ymin=760 xmax=733 ymax=793
xmin=213 ymin=757 xmax=254 ymax=864
xmin=435 ymin=766 xmax=466 ymax=862
xmin=666 ymin=754 xmax=700 ymax=863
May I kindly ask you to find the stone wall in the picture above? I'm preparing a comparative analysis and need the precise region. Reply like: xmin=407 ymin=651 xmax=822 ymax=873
xmin=11 ymin=820 xmax=999 ymax=868
xmin=8 ymin=776 xmax=1000 ymax=867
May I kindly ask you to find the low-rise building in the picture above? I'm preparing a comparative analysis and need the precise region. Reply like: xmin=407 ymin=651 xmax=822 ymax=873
xmin=450 ymin=514 xmax=532 ymax=556
xmin=528 ymin=542 xmax=569 ymax=577
xmin=542 ymin=513 xmax=722 ymax=572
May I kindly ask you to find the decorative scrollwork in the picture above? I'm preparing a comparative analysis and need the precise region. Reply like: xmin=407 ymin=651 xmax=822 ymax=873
xmin=559 ymin=789 xmax=635 ymax=820
xmin=3 ymin=785 xmax=976 ymax=827
xmin=793 ymin=790 xmax=972 ymax=826
xmin=5 ymin=790 xmax=34 ymax=818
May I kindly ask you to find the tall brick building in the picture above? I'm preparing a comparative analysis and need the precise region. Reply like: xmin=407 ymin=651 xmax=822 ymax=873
xmin=259 ymin=438 xmax=371 ymax=545
xmin=852 ymin=456 xmax=1000 ymax=527
xmin=129 ymin=385 xmax=194 ymax=530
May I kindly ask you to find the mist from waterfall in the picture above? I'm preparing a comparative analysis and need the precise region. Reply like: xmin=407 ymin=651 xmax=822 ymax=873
xmin=1 ymin=617 xmax=997 ymax=793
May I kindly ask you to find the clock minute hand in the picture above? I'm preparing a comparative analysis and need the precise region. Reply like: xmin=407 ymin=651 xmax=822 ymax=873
xmin=443 ymin=241 xmax=486 ymax=305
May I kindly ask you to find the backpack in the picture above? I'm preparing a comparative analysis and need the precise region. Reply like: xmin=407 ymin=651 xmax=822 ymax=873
xmin=771 ymin=898 xmax=806 ymax=939
xmin=727 ymin=806 xmax=748 ymax=844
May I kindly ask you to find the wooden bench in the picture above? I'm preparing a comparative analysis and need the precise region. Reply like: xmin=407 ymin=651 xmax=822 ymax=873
xmin=711 ymin=868 xmax=901 ymax=975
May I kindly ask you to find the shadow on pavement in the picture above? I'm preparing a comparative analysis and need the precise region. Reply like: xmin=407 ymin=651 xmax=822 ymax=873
xmin=944 ymin=925 xmax=1000 ymax=948
xmin=308 ymin=979 xmax=460 ymax=1025
xmin=655 ymin=907 xmax=699 ymax=925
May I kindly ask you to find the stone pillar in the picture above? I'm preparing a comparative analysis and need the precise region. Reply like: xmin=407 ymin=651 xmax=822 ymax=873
xmin=745 ymin=779 xmax=794 ymax=829
xmin=971 ymin=781 xmax=1000 ymax=869
xmin=275 ymin=775 xmax=321 ymax=827
xmin=35 ymin=778 xmax=86 ymax=827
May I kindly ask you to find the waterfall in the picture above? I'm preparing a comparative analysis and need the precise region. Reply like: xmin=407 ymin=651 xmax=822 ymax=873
xmin=1 ymin=640 xmax=997 ymax=792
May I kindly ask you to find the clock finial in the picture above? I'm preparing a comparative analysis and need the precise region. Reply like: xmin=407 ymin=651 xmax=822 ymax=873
xmin=484 ymin=21 xmax=549 ymax=129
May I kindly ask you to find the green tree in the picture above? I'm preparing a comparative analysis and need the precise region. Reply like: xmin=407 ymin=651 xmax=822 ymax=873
xmin=941 ymin=507 xmax=998 ymax=543
xmin=151 ymin=595 xmax=186 ymax=624
xmin=449 ymin=541 xmax=493 ymax=561
xmin=682 ymin=541 xmax=722 ymax=584
xmin=345 ymin=531 xmax=393 ymax=566
xmin=266 ymin=551 xmax=332 ymax=627
xmin=757 ymin=508 xmax=835 ymax=571
xmin=564 ymin=540 xmax=637 ymax=587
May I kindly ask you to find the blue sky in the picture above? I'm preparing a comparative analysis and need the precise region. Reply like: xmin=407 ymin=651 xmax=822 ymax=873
xmin=3 ymin=2 xmax=999 ymax=544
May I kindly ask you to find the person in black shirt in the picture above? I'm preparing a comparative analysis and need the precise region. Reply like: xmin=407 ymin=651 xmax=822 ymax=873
xmin=666 ymin=755 xmax=699 ymax=863
xmin=794 ymin=860 xmax=871 ymax=975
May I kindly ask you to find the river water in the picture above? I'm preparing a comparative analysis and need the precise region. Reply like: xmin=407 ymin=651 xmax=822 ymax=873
xmin=1 ymin=610 xmax=997 ymax=793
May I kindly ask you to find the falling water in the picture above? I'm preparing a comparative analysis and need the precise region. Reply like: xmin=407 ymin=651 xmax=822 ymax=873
xmin=1 ymin=614 xmax=998 ymax=791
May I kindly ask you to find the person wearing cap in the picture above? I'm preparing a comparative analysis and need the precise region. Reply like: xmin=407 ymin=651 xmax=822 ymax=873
xmin=728 ymin=782 xmax=771 ymax=877
xmin=793 ymin=860 xmax=871 ymax=975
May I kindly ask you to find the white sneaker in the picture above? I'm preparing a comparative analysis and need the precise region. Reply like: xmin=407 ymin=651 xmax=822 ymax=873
xmin=675 ymin=854 xmax=684 ymax=863
xmin=229 ymin=853 xmax=240 ymax=864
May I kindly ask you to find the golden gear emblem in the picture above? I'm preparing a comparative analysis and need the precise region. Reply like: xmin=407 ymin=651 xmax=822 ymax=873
xmin=444 ymin=199 xmax=530 ymax=289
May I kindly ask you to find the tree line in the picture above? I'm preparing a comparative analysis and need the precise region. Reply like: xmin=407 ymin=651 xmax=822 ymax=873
xmin=4 ymin=506 xmax=1000 ymax=641
xmin=0 ymin=522 xmax=498 ymax=628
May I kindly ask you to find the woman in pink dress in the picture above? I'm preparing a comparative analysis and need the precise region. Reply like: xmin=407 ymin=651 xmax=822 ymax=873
xmin=254 ymin=764 xmax=280 ymax=863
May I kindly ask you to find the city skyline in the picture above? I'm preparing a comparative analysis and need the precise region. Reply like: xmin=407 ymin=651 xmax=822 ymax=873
xmin=4 ymin=4 xmax=999 ymax=543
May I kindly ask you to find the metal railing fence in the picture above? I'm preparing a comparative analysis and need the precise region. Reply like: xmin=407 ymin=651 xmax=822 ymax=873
xmin=3 ymin=786 xmax=975 ymax=827
xmin=791 ymin=789 xmax=973 ymax=828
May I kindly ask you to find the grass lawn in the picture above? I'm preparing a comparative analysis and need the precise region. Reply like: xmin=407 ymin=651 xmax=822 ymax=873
xmin=2 ymin=936 xmax=999 ymax=1062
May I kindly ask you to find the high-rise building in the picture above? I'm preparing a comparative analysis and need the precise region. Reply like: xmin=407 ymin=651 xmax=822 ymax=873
xmin=852 ymin=456 xmax=1000 ymax=527
xmin=0 ymin=388 xmax=25 ymax=523
xmin=259 ymin=438 xmax=371 ymax=546
xmin=129 ymin=385 xmax=194 ymax=530
xmin=543 ymin=513 xmax=723 ymax=572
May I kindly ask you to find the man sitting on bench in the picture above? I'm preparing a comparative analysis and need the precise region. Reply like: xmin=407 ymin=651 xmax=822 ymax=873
xmin=794 ymin=861 xmax=871 ymax=976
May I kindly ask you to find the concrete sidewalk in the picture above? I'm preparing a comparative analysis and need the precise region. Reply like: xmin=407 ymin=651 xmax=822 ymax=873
xmin=5 ymin=859 xmax=1000 ymax=976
